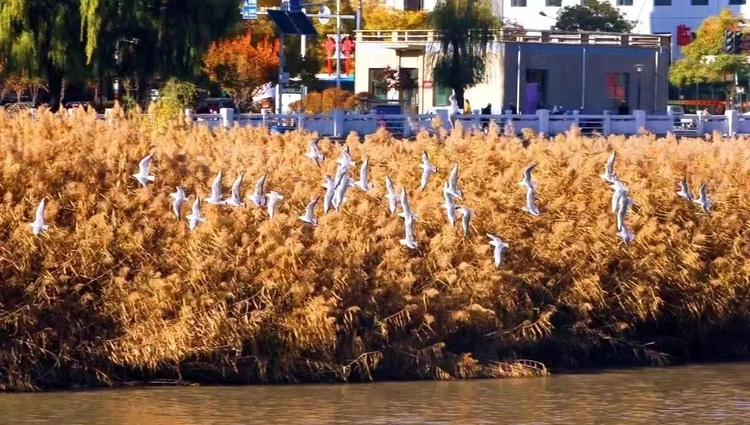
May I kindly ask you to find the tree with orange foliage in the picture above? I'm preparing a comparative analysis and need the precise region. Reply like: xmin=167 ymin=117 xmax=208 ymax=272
xmin=202 ymin=30 xmax=279 ymax=111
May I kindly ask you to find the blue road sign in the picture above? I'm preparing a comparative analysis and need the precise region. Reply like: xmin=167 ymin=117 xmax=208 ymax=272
xmin=242 ymin=0 xmax=257 ymax=20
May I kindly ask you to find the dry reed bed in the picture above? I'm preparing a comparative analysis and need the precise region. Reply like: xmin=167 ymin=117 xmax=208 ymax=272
xmin=1 ymin=109 xmax=750 ymax=390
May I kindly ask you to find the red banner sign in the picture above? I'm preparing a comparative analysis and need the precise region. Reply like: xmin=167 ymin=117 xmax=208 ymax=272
xmin=676 ymin=25 xmax=693 ymax=47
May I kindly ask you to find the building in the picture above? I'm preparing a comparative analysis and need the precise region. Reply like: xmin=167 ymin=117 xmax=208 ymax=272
xmin=354 ymin=29 xmax=671 ymax=114
xmin=387 ymin=0 xmax=750 ymax=61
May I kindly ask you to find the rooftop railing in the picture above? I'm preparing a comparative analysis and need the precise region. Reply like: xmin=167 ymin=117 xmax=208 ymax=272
xmin=355 ymin=29 xmax=670 ymax=48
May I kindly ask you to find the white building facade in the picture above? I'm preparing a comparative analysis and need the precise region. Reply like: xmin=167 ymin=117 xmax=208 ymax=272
xmin=394 ymin=0 xmax=750 ymax=60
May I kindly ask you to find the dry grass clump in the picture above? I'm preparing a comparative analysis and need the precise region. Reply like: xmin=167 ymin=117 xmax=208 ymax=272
xmin=1 ymin=109 xmax=750 ymax=390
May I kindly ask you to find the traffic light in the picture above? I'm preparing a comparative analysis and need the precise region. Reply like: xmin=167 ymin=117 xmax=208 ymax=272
xmin=725 ymin=29 xmax=745 ymax=54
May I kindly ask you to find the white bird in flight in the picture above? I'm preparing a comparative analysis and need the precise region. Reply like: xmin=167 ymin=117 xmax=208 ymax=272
xmin=611 ymin=180 xmax=629 ymax=214
xmin=400 ymin=214 xmax=418 ymax=249
xmin=226 ymin=173 xmax=245 ymax=207
xmin=333 ymin=174 xmax=351 ymax=211
xmin=336 ymin=145 xmax=356 ymax=169
xmin=694 ymin=183 xmax=712 ymax=214
xmin=206 ymin=171 xmax=226 ymax=205
xmin=522 ymin=185 xmax=540 ymax=216
xmin=518 ymin=163 xmax=537 ymax=191
xmin=385 ymin=176 xmax=398 ymax=215
xmin=616 ymin=191 xmax=633 ymax=231
xmin=266 ymin=191 xmax=284 ymax=219
xmin=487 ymin=233 xmax=509 ymax=268
xmin=29 ymin=198 xmax=49 ymax=235
xmin=248 ymin=174 xmax=267 ymax=207
xmin=677 ymin=177 xmax=694 ymax=202
xmin=354 ymin=157 xmax=373 ymax=191
xmin=305 ymin=139 xmax=325 ymax=166
xmin=457 ymin=206 xmax=473 ymax=237
xmin=169 ymin=186 xmax=186 ymax=219
xmin=442 ymin=182 xmax=457 ymax=226
xmin=299 ymin=197 xmax=319 ymax=226
xmin=447 ymin=164 xmax=463 ymax=198
xmin=600 ymin=152 xmax=617 ymax=183
xmin=322 ymin=175 xmax=336 ymax=214
xmin=132 ymin=154 xmax=155 ymax=188
xmin=333 ymin=162 xmax=349 ymax=189
xmin=448 ymin=93 xmax=459 ymax=130
xmin=186 ymin=197 xmax=207 ymax=231
xmin=419 ymin=151 xmax=436 ymax=191
xmin=398 ymin=188 xmax=417 ymax=221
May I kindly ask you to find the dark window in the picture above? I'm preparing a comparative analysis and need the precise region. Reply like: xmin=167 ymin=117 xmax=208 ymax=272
xmin=433 ymin=83 xmax=450 ymax=107
xmin=617 ymin=0 xmax=633 ymax=5
xmin=654 ymin=0 xmax=671 ymax=5
xmin=511 ymin=0 xmax=527 ymax=6
xmin=369 ymin=69 xmax=387 ymax=101
xmin=729 ymin=0 xmax=745 ymax=4
xmin=546 ymin=0 xmax=562 ymax=6
xmin=691 ymin=0 xmax=708 ymax=5
xmin=607 ymin=73 xmax=630 ymax=110
xmin=526 ymin=69 xmax=548 ymax=111
xmin=403 ymin=0 xmax=423 ymax=10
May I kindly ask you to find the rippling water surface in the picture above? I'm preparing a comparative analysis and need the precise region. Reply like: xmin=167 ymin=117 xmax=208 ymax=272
xmin=3 ymin=363 xmax=750 ymax=424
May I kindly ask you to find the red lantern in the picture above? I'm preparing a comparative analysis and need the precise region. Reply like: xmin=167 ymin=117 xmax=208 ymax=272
xmin=342 ymin=36 xmax=355 ymax=76
xmin=676 ymin=25 xmax=693 ymax=47
xmin=323 ymin=37 xmax=336 ymax=75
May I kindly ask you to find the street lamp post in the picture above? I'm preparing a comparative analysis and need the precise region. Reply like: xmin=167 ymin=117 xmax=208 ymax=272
xmin=635 ymin=63 xmax=644 ymax=110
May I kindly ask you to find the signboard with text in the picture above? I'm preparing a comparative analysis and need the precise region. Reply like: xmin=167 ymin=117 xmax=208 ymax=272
xmin=242 ymin=0 xmax=257 ymax=20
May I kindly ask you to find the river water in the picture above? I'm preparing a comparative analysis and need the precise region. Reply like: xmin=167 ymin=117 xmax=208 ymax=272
xmin=2 ymin=363 xmax=750 ymax=424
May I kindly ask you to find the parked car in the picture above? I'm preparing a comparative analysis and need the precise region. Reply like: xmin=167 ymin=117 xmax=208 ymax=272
xmin=194 ymin=98 xmax=238 ymax=115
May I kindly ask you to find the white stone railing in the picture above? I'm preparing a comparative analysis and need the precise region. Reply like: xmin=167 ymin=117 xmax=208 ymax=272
xmin=81 ymin=107 xmax=747 ymax=138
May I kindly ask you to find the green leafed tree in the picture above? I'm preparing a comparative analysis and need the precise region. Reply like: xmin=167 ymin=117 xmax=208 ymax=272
xmin=430 ymin=0 xmax=498 ymax=107
xmin=670 ymin=9 xmax=750 ymax=103
xmin=552 ymin=0 xmax=634 ymax=33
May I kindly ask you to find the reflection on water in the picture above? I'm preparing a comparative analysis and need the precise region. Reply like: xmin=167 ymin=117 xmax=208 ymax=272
xmin=3 ymin=363 xmax=750 ymax=424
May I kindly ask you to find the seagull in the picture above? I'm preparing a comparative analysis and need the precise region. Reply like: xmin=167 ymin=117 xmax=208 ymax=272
xmin=419 ymin=151 xmax=436 ymax=191
xmin=248 ymin=174 xmax=267 ymax=207
xmin=693 ymin=183 xmax=712 ymax=214
xmin=457 ymin=206 xmax=473 ymax=237
xmin=521 ymin=186 xmax=540 ymax=216
xmin=616 ymin=192 xmax=633 ymax=231
xmin=518 ymin=163 xmax=537 ymax=191
xmin=600 ymin=152 xmax=617 ymax=183
xmin=354 ymin=157 xmax=373 ymax=191
xmin=336 ymin=145 xmax=355 ymax=169
xmin=305 ymin=139 xmax=325 ymax=166
xmin=206 ymin=171 xmax=226 ymax=205
xmin=448 ymin=93 xmax=459 ymax=130
xmin=333 ymin=174 xmax=351 ymax=211
xmin=677 ymin=177 xmax=694 ymax=202
xmin=132 ymin=154 xmax=155 ymax=187
xmin=442 ymin=182 xmax=457 ymax=226
xmin=618 ymin=224 xmax=635 ymax=246
xmin=29 ymin=198 xmax=49 ymax=235
xmin=447 ymin=164 xmax=463 ymax=198
xmin=266 ymin=191 xmax=284 ymax=219
xmin=400 ymin=214 xmax=418 ymax=249
xmin=186 ymin=197 xmax=207 ymax=231
xmin=385 ymin=176 xmax=398 ymax=215
xmin=299 ymin=197 xmax=319 ymax=226
xmin=333 ymin=163 xmax=349 ymax=189
xmin=169 ymin=186 xmax=186 ymax=219
xmin=487 ymin=233 xmax=509 ymax=268
xmin=398 ymin=188 xmax=417 ymax=221
xmin=322 ymin=175 xmax=336 ymax=214
xmin=226 ymin=173 xmax=245 ymax=207
xmin=611 ymin=180 xmax=629 ymax=214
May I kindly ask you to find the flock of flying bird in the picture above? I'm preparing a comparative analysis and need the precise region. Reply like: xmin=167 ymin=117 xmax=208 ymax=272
xmin=26 ymin=142 xmax=714 ymax=269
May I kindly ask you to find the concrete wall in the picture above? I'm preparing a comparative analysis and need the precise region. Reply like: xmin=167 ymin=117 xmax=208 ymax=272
xmin=502 ymin=43 xmax=670 ymax=114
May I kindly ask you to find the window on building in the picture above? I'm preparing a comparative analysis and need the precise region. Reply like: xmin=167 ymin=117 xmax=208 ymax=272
xmin=433 ymin=83 xmax=450 ymax=107
xmin=403 ymin=0 xmax=423 ymax=10
xmin=654 ymin=0 xmax=671 ymax=5
xmin=369 ymin=69 xmax=387 ymax=101
xmin=545 ymin=0 xmax=562 ymax=6
xmin=617 ymin=0 xmax=633 ymax=5
xmin=691 ymin=0 xmax=708 ymax=5
xmin=607 ymin=73 xmax=630 ymax=111
xmin=729 ymin=0 xmax=746 ymax=5
xmin=511 ymin=0 xmax=527 ymax=6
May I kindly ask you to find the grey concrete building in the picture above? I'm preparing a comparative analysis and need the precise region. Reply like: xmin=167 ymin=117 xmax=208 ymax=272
xmin=353 ymin=29 xmax=671 ymax=114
